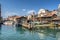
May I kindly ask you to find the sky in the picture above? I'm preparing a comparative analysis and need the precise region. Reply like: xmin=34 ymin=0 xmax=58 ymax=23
xmin=0 ymin=0 xmax=60 ymax=18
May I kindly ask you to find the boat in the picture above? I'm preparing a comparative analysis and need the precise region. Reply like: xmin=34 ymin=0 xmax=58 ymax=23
xmin=3 ymin=20 xmax=14 ymax=26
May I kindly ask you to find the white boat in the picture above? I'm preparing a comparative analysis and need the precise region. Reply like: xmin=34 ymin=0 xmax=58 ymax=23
xmin=3 ymin=21 xmax=14 ymax=26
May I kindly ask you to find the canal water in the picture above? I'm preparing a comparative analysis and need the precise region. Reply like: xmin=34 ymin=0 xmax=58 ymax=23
xmin=0 ymin=25 xmax=60 ymax=40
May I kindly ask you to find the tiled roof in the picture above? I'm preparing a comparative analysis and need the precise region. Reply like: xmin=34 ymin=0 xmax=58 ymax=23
xmin=38 ymin=10 xmax=57 ymax=17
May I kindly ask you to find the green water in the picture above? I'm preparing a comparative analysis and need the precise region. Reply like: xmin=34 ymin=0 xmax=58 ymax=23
xmin=0 ymin=25 xmax=59 ymax=40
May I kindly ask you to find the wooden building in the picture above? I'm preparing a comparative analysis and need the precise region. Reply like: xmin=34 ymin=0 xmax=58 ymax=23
xmin=36 ymin=10 xmax=57 ymax=23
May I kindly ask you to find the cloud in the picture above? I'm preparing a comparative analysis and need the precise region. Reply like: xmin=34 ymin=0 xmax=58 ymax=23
xmin=58 ymin=4 xmax=60 ymax=8
xmin=27 ymin=10 xmax=36 ymax=14
xmin=22 ymin=9 xmax=26 ymax=11
xmin=38 ymin=9 xmax=45 ymax=14
xmin=3 ymin=10 xmax=36 ymax=18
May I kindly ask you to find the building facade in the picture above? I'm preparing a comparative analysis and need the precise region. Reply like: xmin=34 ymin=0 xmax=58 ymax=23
xmin=0 ymin=4 xmax=1 ymax=18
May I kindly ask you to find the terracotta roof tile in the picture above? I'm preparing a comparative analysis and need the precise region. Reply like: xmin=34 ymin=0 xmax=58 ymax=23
xmin=39 ymin=11 xmax=57 ymax=17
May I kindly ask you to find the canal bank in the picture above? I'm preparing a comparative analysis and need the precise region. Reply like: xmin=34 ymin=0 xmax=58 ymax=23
xmin=17 ymin=22 xmax=60 ymax=30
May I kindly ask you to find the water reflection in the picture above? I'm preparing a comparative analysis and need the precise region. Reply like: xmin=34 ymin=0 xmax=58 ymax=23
xmin=16 ymin=26 xmax=26 ymax=34
xmin=36 ymin=30 xmax=56 ymax=40
xmin=0 ymin=25 xmax=59 ymax=40
xmin=16 ymin=25 xmax=58 ymax=40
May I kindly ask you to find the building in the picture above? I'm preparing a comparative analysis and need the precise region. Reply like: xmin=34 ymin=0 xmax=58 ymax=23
xmin=36 ymin=9 xmax=57 ymax=23
xmin=52 ymin=4 xmax=60 ymax=24
xmin=56 ymin=4 xmax=60 ymax=17
xmin=16 ymin=16 xmax=27 ymax=24
xmin=6 ymin=15 xmax=21 ymax=22
xmin=0 ymin=4 xmax=2 ymax=23
xmin=52 ymin=17 xmax=60 ymax=24
xmin=27 ymin=11 xmax=35 ymax=21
